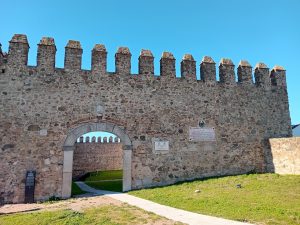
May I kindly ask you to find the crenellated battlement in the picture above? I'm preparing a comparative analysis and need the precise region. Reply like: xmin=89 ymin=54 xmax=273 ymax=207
xmin=0 ymin=43 xmax=8 ymax=68
xmin=75 ymin=136 xmax=121 ymax=143
xmin=37 ymin=37 xmax=56 ymax=74
xmin=0 ymin=34 xmax=293 ymax=204
xmin=2 ymin=34 xmax=287 ymax=88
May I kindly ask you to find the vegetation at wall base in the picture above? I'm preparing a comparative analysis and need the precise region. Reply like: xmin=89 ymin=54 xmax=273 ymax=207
xmin=129 ymin=173 xmax=300 ymax=225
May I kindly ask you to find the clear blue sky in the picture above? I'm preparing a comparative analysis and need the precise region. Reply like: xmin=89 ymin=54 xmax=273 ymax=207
xmin=77 ymin=132 xmax=117 ymax=143
xmin=1 ymin=0 xmax=299 ymax=125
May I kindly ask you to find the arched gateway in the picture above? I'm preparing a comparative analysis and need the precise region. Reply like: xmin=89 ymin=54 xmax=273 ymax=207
xmin=0 ymin=34 xmax=293 ymax=204
xmin=62 ymin=122 xmax=132 ymax=198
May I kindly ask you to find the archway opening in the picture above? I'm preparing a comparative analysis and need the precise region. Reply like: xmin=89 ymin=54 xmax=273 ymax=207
xmin=72 ymin=131 xmax=123 ymax=193
xmin=62 ymin=122 xmax=132 ymax=199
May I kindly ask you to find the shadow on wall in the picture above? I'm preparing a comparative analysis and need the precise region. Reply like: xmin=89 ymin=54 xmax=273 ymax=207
xmin=292 ymin=124 xmax=300 ymax=137
xmin=264 ymin=139 xmax=275 ymax=173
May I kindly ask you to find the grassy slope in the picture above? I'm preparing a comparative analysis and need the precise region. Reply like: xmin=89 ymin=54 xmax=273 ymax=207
xmin=130 ymin=173 xmax=300 ymax=225
xmin=85 ymin=180 xmax=122 ymax=192
xmin=0 ymin=204 xmax=172 ymax=225
xmin=83 ymin=170 xmax=123 ymax=192
xmin=71 ymin=182 xmax=87 ymax=196
xmin=84 ymin=170 xmax=122 ymax=181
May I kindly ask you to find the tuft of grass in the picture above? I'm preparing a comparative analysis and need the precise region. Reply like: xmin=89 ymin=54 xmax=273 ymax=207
xmin=42 ymin=196 xmax=62 ymax=205
xmin=71 ymin=182 xmax=87 ymax=196
xmin=130 ymin=173 xmax=300 ymax=225
xmin=0 ymin=203 xmax=182 ymax=225
xmin=0 ymin=210 xmax=84 ymax=225
xmin=84 ymin=170 xmax=122 ymax=181
xmin=85 ymin=180 xmax=122 ymax=192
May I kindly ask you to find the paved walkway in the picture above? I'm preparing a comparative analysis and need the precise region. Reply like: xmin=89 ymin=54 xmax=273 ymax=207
xmin=75 ymin=182 xmax=252 ymax=225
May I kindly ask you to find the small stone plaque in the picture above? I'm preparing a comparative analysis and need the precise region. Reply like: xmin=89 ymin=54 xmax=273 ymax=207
xmin=39 ymin=129 xmax=47 ymax=136
xmin=96 ymin=105 xmax=105 ymax=115
xmin=189 ymin=127 xmax=216 ymax=142
xmin=154 ymin=141 xmax=169 ymax=151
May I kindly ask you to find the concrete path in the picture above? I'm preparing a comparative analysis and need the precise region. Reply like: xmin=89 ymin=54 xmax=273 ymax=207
xmin=75 ymin=182 xmax=252 ymax=225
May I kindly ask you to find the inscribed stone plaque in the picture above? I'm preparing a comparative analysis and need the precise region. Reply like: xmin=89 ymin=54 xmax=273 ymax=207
xmin=189 ymin=127 xmax=216 ymax=142
xmin=154 ymin=141 xmax=169 ymax=151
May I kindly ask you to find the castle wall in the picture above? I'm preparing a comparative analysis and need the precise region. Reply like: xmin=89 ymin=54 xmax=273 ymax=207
xmin=269 ymin=137 xmax=300 ymax=174
xmin=72 ymin=142 xmax=123 ymax=179
xmin=0 ymin=34 xmax=292 ymax=203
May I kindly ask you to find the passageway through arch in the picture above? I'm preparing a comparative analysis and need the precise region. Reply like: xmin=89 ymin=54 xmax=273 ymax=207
xmin=62 ymin=122 xmax=132 ymax=199
xmin=72 ymin=131 xmax=123 ymax=192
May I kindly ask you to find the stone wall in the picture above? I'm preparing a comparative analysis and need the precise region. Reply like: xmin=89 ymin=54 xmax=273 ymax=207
xmin=0 ymin=45 xmax=7 ymax=74
xmin=73 ymin=142 xmax=123 ymax=179
xmin=269 ymin=137 xmax=300 ymax=174
xmin=0 ymin=34 xmax=292 ymax=203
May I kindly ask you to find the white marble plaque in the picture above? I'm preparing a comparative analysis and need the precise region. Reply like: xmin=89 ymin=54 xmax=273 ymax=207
xmin=39 ymin=129 xmax=47 ymax=136
xmin=189 ymin=127 xmax=216 ymax=142
xmin=154 ymin=141 xmax=169 ymax=151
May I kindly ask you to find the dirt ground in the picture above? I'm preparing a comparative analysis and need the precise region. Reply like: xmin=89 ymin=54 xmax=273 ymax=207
xmin=0 ymin=195 xmax=183 ymax=225
xmin=0 ymin=195 xmax=121 ymax=214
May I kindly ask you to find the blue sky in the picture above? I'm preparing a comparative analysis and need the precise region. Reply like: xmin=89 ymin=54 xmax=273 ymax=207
xmin=1 ymin=0 xmax=299 ymax=124
xmin=77 ymin=132 xmax=117 ymax=143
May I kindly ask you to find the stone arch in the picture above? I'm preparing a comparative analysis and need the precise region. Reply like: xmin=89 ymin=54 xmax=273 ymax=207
xmin=61 ymin=122 xmax=132 ymax=198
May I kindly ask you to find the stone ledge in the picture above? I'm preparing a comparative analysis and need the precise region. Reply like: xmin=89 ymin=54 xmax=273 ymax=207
xmin=117 ymin=47 xmax=131 ymax=55
xmin=39 ymin=37 xmax=55 ymax=46
xmin=66 ymin=40 xmax=82 ymax=49
xmin=10 ymin=34 xmax=28 ymax=44
xmin=93 ymin=44 xmax=106 ymax=52
xmin=201 ymin=56 xmax=215 ymax=64
xmin=182 ymin=54 xmax=194 ymax=61
xmin=220 ymin=58 xmax=234 ymax=66
xmin=140 ymin=49 xmax=153 ymax=57
xmin=161 ymin=52 xmax=175 ymax=59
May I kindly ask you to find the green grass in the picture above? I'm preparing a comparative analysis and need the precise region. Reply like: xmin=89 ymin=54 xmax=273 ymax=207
xmin=84 ymin=170 xmax=122 ymax=181
xmin=81 ymin=170 xmax=123 ymax=192
xmin=71 ymin=182 xmax=87 ymax=196
xmin=0 ymin=210 xmax=83 ymax=225
xmin=130 ymin=173 xmax=300 ymax=225
xmin=85 ymin=180 xmax=122 ymax=192
xmin=0 ymin=204 xmax=176 ymax=225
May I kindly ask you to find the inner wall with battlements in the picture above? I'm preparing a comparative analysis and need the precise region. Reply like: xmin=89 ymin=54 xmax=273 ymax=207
xmin=0 ymin=34 xmax=292 ymax=203
xmin=72 ymin=136 xmax=123 ymax=179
